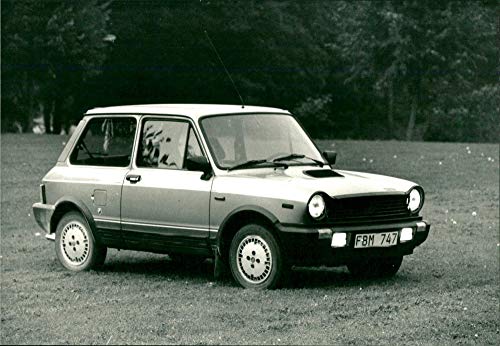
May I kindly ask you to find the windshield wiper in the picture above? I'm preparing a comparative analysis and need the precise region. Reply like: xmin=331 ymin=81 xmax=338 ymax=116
xmin=273 ymin=153 xmax=324 ymax=167
xmin=227 ymin=159 xmax=288 ymax=171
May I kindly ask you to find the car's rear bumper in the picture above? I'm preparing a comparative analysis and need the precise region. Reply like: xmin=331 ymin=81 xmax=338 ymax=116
xmin=32 ymin=202 xmax=55 ymax=234
xmin=277 ymin=220 xmax=430 ymax=266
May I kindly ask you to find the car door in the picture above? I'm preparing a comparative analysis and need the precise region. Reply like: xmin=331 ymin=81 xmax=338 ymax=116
xmin=120 ymin=116 xmax=212 ymax=255
xmin=66 ymin=115 xmax=138 ymax=248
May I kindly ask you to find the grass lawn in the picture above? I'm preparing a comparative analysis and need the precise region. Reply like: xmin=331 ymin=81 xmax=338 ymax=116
xmin=1 ymin=134 xmax=499 ymax=344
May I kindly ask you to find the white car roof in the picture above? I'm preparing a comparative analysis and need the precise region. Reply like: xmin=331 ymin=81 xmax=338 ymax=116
xmin=85 ymin=104 xmax=290 ymax=120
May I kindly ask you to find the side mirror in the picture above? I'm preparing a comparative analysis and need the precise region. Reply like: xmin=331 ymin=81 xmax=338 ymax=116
xmin=185 ymin=156 xmax=213 ymax=180
xmin=322 ymin=151 xmax=337 ymax=165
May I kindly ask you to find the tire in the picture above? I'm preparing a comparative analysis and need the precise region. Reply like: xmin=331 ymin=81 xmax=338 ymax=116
xmin=229 ymin=224 xmax=286 ymax=289
xmin=347 ymin=256 xmax=403 ymax=278
xmin=55 ymin=211 xmax=107 ymax=271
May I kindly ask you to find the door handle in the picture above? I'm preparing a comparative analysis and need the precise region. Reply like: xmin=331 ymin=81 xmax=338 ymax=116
xmin=126 ymin=174 xmax=141 ymax=183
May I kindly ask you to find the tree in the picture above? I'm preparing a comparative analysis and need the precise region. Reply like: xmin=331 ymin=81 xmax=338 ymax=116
xmin=1 ymin=0 xmax=112 ymax=133
xmin=90 ymin=0 xmax=332 ymax=110
xmin=2 ymin=0 xmax=495 ymax=142
xmin=334 ymin=1 xmax=496 ymax=140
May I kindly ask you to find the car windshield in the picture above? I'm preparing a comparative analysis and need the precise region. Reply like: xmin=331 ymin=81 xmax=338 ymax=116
xmin=200 ymin=113 xmax=325 ymax=170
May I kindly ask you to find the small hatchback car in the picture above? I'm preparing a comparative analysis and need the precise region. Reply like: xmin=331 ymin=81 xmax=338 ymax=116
xmin=33 ymin=104 xmax=430 ymax=288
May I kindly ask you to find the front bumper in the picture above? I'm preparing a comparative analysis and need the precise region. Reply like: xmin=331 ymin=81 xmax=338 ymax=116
xmin=277 ymin=220 xmax=430 ymax=266
xmin=32 ymin=202 xmax=55 ymax=234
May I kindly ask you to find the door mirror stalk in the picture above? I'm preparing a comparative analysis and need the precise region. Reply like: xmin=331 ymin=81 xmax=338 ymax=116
xmin=322 ymin=151 xmax=337 ymax=165
xmin=185 ymin=156 xmax=213 ymax=180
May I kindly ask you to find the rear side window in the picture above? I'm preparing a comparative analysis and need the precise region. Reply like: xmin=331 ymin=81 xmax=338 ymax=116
xmin=70 ymin=117 xmax=137 ymax=167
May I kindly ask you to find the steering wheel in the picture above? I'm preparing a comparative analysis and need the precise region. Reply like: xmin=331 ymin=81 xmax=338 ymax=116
xmin=78 ymin=141 xmax=95 ymax=159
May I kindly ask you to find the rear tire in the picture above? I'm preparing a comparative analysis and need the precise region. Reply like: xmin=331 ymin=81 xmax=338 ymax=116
xmin=347 ymin=256 xmax=403 ymax=278
xmin=55 ymin=211 xmax=107 ymax=271
xmin=229 ymin=224 xmax=286 ymax=289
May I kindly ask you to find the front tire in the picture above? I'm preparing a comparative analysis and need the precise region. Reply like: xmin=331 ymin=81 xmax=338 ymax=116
xmin=55 ymin=211 xmax=107 ymax=271
xmin=347 ymin=256 xmax=403 ymax=278
xmin=229 ymin=224 xmax=285 ymax=289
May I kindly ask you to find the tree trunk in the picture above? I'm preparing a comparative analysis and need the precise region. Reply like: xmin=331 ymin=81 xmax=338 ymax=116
xmin=387 ymin=79 xmax=395 ymax=138
xmin=406 ymin=93 xmax=417 ymax=141
xmin=406 ymin=78 xmax=421 ymax=141
xmin=43 ymin=101 xmax=53 ymax=134
xmin=52 ymin=97 xmax=63 ymax=135
xmin=21 ymin=72 xmax=33 ymax=132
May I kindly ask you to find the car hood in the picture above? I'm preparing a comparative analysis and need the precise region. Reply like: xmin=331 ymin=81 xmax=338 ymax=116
xmin=213 ymin=166 xmax=417 ymax=202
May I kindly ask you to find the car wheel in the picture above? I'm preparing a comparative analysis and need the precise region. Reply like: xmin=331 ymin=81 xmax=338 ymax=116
xmin=347 ymin=256 xmax=403 ymax=278
xmin=55 ymin=211 xmax=107 ymax=271
xmin=229 ymin=224 xmax=285 ymax=289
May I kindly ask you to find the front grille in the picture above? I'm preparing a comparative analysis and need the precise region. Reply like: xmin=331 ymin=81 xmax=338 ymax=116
xmin=326 ymin=194 xmax=410 ymax=223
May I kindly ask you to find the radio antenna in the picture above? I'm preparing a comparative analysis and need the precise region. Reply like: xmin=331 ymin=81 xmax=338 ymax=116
xmin=204 ymin=30 xmax=245 ymax=108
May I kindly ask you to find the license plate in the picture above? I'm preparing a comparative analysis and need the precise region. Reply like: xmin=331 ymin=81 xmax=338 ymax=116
xmin=354 ymin=231 xmax=398 ymax=248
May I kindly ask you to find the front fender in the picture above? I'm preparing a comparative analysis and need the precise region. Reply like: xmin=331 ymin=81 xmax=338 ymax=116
xmin=217 ymin=205 xmax=279 ymax=233
xmin=213 ymin=205 xmax=281 ymax=255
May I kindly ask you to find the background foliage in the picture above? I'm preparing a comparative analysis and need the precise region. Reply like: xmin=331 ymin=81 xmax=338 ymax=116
xmin=1 ymin=0 xmax=498 ymax=142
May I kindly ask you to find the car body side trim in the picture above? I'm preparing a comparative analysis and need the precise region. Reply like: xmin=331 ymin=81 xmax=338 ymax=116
xmin=94 ymin=218 xmax=121 ymax=224
xmin=121 ymin=220 xmax=212 ymax=233
xmin=94 ymin=218 xmax=121 ymax=231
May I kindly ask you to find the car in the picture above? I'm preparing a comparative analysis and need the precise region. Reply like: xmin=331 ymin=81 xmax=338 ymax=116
xmin=33 ymin=104 xmax=430 ymax=289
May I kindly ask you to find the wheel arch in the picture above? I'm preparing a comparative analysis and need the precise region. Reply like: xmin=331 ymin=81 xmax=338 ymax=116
xmin=50 ymin=197 xmax=97 ymax=236
xmin=217 ymin=206 xmax=280 ymax=264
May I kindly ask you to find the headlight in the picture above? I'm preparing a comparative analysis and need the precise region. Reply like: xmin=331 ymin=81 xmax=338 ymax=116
xmin=407 ymin=187 xmax=424 ymax=213
xmin=308 ymin=194 xmax=326 ymax=219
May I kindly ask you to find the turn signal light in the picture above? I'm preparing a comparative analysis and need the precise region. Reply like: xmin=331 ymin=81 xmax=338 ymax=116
xmin=400 ymin=227 xmax=413 ymax=242
xmin=331 ymin=232 xmax=347 ymax=247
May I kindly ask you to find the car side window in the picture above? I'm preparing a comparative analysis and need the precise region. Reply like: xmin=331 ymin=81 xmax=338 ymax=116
xmin=137 ymin=119 xmax=191 ymax=169
xmin=184 ymin=127 xmax=206 ymax=171
xmin=70 ymin=117 xmax=136 ymax=167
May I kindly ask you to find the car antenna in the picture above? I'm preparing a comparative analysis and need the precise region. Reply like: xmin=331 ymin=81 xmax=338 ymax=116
xmin=204 ymin=30 xmax=245 ymax=109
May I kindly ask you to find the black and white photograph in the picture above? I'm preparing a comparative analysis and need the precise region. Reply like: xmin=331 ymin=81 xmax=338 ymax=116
xmin=1 ymin=1 xmax=498 ymax=344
